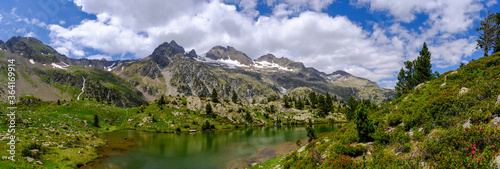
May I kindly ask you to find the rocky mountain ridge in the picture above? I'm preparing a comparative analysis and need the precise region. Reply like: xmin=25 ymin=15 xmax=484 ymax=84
xmin=0 ymin=36 xmax=395 ymax=105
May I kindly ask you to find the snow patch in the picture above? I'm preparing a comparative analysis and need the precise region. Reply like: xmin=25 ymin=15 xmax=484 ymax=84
xmin=29 ymin=59 xmax=35 ymax=65
xmin=194 ymin=55 xmax=249 ymax=69
xmin=51 ymin=63 xmax=67 ymax=70
xmin=254 ymin=61 xmax=293 ymax=71
xmin=279 ymin=86 xmax=288 ymax=94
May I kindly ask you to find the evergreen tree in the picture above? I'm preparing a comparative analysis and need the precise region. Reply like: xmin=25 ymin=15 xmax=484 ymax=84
xmin=244 ymin=111 xmax=253 ymax=123
xmin=306 ymin=119 xmax=317 ymax=142
xmin=317 ymin=94 xmax=328 ymax=117
xmin=414 ymin=42 xmax=432 ymax=83
xmin=346 ymin=95 xmax=358 ymax=121
xmin=231 ymin=91 xmax=238 ymax=103
xmin=57 ymin=99 xmax=61 ymax=105
xmin=93 ymin=114 xmax=100 ymax=127
xmin=325 ymin=92 xmax=334 ymax=113
xmin=354 ymin=103 xmax=374 ymax=142
xmin=395 ymin=43 xmax=434 ymax=97
xmin=283 ymin=95 xmax=291 ymax=108
xmin=494 ymin=13 xmax=500 ymax=53
xmin=309 ymin=92 xmax=317 ymax=109
xmin=211 ymin=88 xmax=219 ymax=103
xmin=205 ymin=103 xmax=213 ymax=116
xmin=476 ymin=11 xmax=499 ymax=57
xmin=395 ymin=68 xmax=407 ymax=97
xmin=295 ymin=99 xmax=304 ymax=110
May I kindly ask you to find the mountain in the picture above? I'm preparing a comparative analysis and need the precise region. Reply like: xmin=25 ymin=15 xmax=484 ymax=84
xmin=0 ymin=36 xmax=395 ymax=106
xmin=117 ymin=41 xmax=394 ymax=104
xmin=0 ymin=36 xmax=146 ymax=108
xmin=254 ymin=51 xmax=500 ymax=168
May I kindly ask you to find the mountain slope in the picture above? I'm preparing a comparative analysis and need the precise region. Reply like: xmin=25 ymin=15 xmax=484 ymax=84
xmin=0 ymin=37 xmax=146 ymax=108
xmin=253 ymin=52 xmax=500 ymax=168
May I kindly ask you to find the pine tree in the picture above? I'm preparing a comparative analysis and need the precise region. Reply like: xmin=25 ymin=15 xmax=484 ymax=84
xmin=415 ymin=42 xmax=432 ymax=83
xmin=231 ymin=91 xmax=238 ymax=103
xmin=354 ymin=103 xmax=374 ymax=142
xmin=325 ymin=92 xmax=334 ymax=113
xmin=211 ymin=88 xmax=219 ymax=103
xmin=346 ymin=95 xmax=358 ymax=121
xmin=57 ymin=99 xmax=61 ymax=105
xmin=309 ymin=92 xmax=317 ymax=109
xmin=93 ymin=114 xmax=100 ymax=127
xmin=283 ymin=95 xmax=291 ymax=108
xmin=494 ymin=13 xmax=500 ymax=53
xmin=317 ymin=94 xmax=328 ymax=118
xmin=206 ymin=103 xmax=213 ymax=116
xmin=306 ymin=119 xmax=317 ymax=142
xmin=395 ymin=68 xmax=407 ymax=97
xmin=476 ymin=11 xmax=499 ymax=57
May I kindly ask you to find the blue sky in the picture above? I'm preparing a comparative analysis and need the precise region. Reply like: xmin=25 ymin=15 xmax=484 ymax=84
xmin=0 ymin=0 xmax=498 ymax=88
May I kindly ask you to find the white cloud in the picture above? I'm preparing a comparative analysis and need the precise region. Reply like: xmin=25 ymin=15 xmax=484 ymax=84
xmin=88 ymin=54 xmax=112 ymax=60
xmin=266 ymin=0 xmax=335 ymax=14
xmin=24 ymin=31 xmax=37 ymax=38
xmin=47 ymin=0 xmax=489 ymax=88
xmin=0 ymin=14 xmax=3 ymax=23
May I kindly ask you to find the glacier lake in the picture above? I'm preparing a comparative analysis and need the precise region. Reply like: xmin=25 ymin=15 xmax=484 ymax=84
xmin=85 ymin=125 xmax=340 ymax=169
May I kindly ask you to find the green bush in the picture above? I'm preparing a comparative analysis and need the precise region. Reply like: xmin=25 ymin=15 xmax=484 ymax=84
xmin=332 ymin=143 xmax=368 ymax=157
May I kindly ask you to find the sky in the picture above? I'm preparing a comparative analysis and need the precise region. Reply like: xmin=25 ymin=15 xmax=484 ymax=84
xmin=0 ymin=0 xmax=498 ymax=88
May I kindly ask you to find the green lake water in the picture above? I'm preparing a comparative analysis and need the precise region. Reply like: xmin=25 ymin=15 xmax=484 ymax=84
xmin=92 ymin=125 xmax=339 ymax=169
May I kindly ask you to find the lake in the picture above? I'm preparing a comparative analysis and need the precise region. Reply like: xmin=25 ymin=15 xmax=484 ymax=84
xmin=85 ymin=125 xmax=340 ymax=169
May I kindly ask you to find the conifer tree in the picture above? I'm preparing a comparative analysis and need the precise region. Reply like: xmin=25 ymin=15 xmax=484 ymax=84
xmin=354 ymin=103 xmax=374 ymax=142
xmin=206 ymin=103 xmax=213 ymax=116
xmin=211 ymin=88 xmax=219 ymax=103
xmin=309 ymin=92 xmax=317 ymax=109
xmin=231 ymin=91 xmax=238 ymax=103
xmin=415 ymin=42 xmax=432 ymax=83
xmin=93 ymin=114 xmax=100 ymax=127
xmin=476 ymin=11 xmax=499 ymax=57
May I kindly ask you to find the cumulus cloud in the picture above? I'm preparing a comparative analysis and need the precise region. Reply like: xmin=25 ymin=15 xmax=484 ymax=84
xmin=88 ymin=54 xmax=112 ymax=60
xmin=24 ymin=31 xmax=38 ymax=38
xmin=47 ymin=0 xmax=488 ymax=88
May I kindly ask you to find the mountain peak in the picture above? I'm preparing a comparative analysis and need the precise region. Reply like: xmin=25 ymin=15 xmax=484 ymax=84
xmin=205 ymin=46 xmax=253 ymax=66
xmin=255 ymin=54 xmax=305 ymax=71
xmin=169 ymin=40 xmax=185 ymax=54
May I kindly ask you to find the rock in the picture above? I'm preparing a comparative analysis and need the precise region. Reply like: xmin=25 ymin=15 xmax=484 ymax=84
xmin=251 ymin=163 xmax=258 ymax=167
xmin=297 ymin=146 xmax=306 ymax=153
xmin=440 ymin=83 xmax=446 ymax=87
xmin=492 ymin=117 xmax=500 ymax=126
xmin=459 ymin=87 xmax=469 ymax=96
xmin=491 ymin=155 xmax=500 ymax=169
xmin=415 ymin=82 xmax=427 ymax=89
xmin=35 ymin=160 xmax=43 ymax=165
xmin=408 ymin=130 xmax=414 ymax=136
xmin=463 ymin=119 xmax=471 ymax=128
xmin=186 ymin=96 xmax=203 ymax=111
xmin=26 ymin=157 xmax=34 ymax=162
xmin=128 ymin=117 xmax=133 ymax=122
xmin=418 ymin=128 xmax=423 ymax=132
xmin=2 ymin=156 xmax=8 ymax=160
xmin=142 ymin=117 xmax=150 ymax=123
xmin=451 ymin=71 xmax=458 ymax=74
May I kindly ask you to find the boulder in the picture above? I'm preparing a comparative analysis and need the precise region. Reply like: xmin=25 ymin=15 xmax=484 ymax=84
xmin=26 ymin=157 xmax=34 ymax=162
xmin=459 ymin=87 xmax=469 ymax=96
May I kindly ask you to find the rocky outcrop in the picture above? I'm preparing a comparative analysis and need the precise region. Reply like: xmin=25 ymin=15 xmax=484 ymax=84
xmin=206 ymin=46 xmax=254 ymax=66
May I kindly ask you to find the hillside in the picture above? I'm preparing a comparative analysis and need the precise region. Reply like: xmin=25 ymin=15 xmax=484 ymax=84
xmin=253 ymin=52 xmax=500 ymax=168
